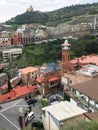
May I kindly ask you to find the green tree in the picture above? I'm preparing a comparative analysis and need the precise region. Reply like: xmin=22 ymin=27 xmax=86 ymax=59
xmin=8 ymin=78 xmax=12 ymax=92
xmin=63 ymin=92 xmax=70 ymax=101
xmin=3 ymin=68 xmax=12 ymax=92
xmin=63 ymin=121 xmax=98 ymax=130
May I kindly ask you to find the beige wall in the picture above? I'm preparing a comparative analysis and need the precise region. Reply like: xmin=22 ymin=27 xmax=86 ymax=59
xmin=42 ymin=111 xmax=85 ymax=130
xmin=42 ymin=112 xmax=59 ymax=130
xmin=60 ymin=114 xmax=85 ymax=130
xmin=64 ymin=72 xmax=92 ymax=85
xmin=0 ymin=37 xmax=11 ymax=45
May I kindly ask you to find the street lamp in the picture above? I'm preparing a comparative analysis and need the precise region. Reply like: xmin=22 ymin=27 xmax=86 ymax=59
xmin=18 ymin=107 xmax=24 ymax=129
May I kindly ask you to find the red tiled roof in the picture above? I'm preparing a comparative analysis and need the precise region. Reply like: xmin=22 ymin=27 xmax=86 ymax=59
xmin=36 ymin=77 xmax=44 ymax=83
xmin=48 ymin=77 xmax=59 ymax=82
xmin=0 ymin=85 xmax=38 ymax=103
xmin=19 ymin=67 xmax=38 ymax=75
xmin=71 ymin=55 xmax=98 ymax=65
xmin=14 ymin=85 xmax=38 ymax=97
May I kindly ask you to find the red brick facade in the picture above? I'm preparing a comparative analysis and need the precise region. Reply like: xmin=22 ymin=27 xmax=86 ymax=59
xmin=11 ymin=33 xmax=22 ymax=45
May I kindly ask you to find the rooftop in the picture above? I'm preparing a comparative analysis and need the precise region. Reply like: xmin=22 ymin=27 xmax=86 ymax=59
xmin=70 ymin=78 xmax=98 ymax=102
xmin=42 ymin=101 xmax=86 ymax=121
xmin=71 ymin=55 xmax=98 ymax=65
xmin=44 ymin=62 xmax=61 ymax=73
xmin=19 ymin=66 xmax=39 ymax=75
xmin=0 ymin=85 xmax=38 ymax=103
xmin=77 ymin=64 xmax=98 ymax=76
xmin=0 ymin=73 xmax=7 ymax=78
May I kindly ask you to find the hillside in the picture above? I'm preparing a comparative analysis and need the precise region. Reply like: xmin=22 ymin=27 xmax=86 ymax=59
xmin=5 ymin=35 xmax=98 ymax=68
xmin=6 ymin=3 xmax=98 ymax=26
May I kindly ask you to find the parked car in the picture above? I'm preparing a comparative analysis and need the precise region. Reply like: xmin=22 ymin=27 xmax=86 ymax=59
xmin=27 ymin=111 xmax=35 ymax=121
xmin=27 ymin=98 xmax=38 ymax=106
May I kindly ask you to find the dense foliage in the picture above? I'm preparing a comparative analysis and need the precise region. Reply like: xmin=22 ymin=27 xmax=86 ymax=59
xmin=7 ymin=35 xmax=98 ymax=68
xmin=63 ymin=121 xmax=98 ymax=130
xmin=6 ymin=3 xmax=98 ymax=26
xmin=11 ymin=39 xmax=63 ymax=67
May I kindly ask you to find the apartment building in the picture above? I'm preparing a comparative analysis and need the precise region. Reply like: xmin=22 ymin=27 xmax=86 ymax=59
xmin=0 ymin=31 xmax=11 ymax=46
xmin=2 ymin=48 xmax=22 ymax=61
xmin=19 ymin=66 xmax=39 ymax=86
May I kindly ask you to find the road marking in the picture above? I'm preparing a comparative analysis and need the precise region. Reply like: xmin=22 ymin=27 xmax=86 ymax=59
xmin=13 ymin=99 xmax=23 ymax=106
xmin=0 ymin=113 xmax=21 ymax=130
xmin=0 ymin=99 xmax=26 ymax=112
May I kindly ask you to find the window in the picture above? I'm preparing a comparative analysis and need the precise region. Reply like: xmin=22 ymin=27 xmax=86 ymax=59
xmin=42 ymin=110 xmax=46 ymax=117
xmin=70 ymin=80 xmax=72 ymax=84
xmin=72 ymin=88 xmax=76 ymax=94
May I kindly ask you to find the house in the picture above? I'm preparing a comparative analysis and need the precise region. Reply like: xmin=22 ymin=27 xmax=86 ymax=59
xmin=62 ymin=64 xmax=98 ymax=87
xmin=42 ymin=101 xmax=86 ymax=130
xmin=0 ymin=73 xmax=8 ymax=87
xmin=11 ymin=33 xmax=23 ymax=45
xmin=36 ymin=62 xmax=62 ymax=96
xmin=0 ymin=76 xmax=21 ymax=94
xmin=19 ymin=66 xmax=39 ymax=85
xmin=62 ymin=40 xmax=98 ymax=72
xmin=68 ymin=77 xmax=98 ymax=112
xmin=0 ymin=85 xmax=39 ymax=103
xmin=0 ymin=31 xmax=11 ymax=46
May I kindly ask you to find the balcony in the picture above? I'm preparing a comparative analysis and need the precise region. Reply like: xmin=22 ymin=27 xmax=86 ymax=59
xmin=48 ymin=82 xmax=58 ymax=88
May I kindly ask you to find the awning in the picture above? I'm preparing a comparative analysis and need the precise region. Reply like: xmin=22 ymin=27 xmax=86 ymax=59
xmin=48 ymin=77 xmax=59 ymax=82
xmin=36 ymin=77 xmax=44 ymax=83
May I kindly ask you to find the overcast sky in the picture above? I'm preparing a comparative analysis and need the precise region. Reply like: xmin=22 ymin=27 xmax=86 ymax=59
xmin=0 ymin=0 xmax=98 ymax=23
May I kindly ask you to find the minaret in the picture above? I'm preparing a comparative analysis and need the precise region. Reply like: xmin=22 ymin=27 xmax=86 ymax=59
xmin=62 ymin=40 xmax=71 ymax=63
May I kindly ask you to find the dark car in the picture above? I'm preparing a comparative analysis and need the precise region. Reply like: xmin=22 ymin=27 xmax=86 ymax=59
xmin=27 ymin=98 xmax=38 ymax=106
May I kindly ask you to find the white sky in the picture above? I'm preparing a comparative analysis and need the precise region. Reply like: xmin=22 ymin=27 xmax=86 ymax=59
xmin=0 ymin=0 xmax=98 ymax=23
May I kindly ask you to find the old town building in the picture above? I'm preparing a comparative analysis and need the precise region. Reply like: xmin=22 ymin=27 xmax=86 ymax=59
xmin=62 ymin=40 xmax=98 ymax=72
xmin=11 ymin=33 xmax=23 ymax=45
xmin=2 ymin=48 xmax=22 ymax=61
xmin=36 ymin=62 xmax=62 ymax=96
xmin=0 ymin=31 xmax=11 ymax=46
xmin=19 ymin=66 xmax=39 ymax=86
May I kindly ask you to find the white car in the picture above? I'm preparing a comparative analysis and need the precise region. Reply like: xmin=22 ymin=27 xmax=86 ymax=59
xmin=27 ymin=111 xmax=35 ymax=121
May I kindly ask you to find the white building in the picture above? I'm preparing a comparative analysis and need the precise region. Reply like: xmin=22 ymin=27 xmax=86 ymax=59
xmin=2 ymin=48 xmax=22 ymax=61
xmin=42 ymin=101 xmax=86 ymax=130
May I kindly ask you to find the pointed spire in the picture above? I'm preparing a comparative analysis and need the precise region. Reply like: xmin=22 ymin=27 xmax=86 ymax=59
xmin=64 ymin=40 xmax=68 ymax=44
xmin=62 ymin=40 xmax=71 ymax=47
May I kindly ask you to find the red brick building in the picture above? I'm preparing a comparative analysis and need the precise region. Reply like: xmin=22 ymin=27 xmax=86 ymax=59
xmin=11 ymin=33 xmax=22 ymax=45
xmin=11 ymin=32 xmax=34 ymax=45
xmin=36 ymin=62 xmax=62 ymax=96
xmin=62 ymin=40 xmax=98 ymax=72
